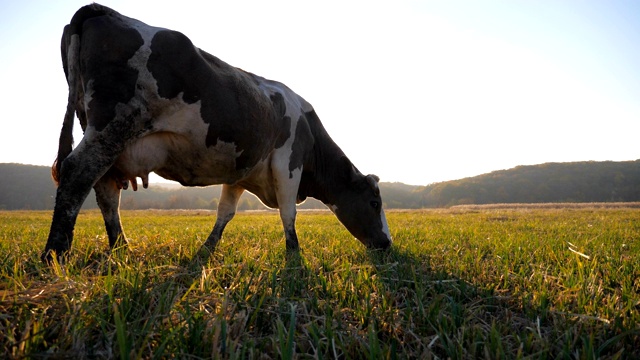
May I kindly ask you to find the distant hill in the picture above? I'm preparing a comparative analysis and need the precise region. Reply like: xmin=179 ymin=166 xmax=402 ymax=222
xmin=416 ymin=160 xmax=640 ymax=207
xmin=0 ymin=163 xmax=321 ymax=211
xmin=2 ymin=161 xmax=639 ymax=210
xmin=0 ymin=163 xmax=58 ymax=210
xmin=1 ymin=163 xmax=407 ymax=211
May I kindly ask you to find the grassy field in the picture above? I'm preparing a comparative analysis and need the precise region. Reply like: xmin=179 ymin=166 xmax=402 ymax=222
xmin=1 ymin=207 xmax=639 ymax=359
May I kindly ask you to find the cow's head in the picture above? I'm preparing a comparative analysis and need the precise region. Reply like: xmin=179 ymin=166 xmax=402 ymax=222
xmin=330 ymin=163 xmax=392 ymax=249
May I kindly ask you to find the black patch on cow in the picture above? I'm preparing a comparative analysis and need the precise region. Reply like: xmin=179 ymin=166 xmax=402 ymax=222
xmin=270 ymin=92 xmax=291 ymax=150
xmin=294 ymin=109 xmax=350 ymax=205
xmin=289 ymin=114 xmax=313 ymax=178
xmin=148 ymin=30 xmax=202 ymax=103
xmin=81 ymin=15 xmax=143 ymax=131
xmin=62 ymin=4 xmax=118 ymax=80
xmin=270 ymin=92 xmax=287 ymax=119
xmin=148 ymin=31 xmax=278 ymax=171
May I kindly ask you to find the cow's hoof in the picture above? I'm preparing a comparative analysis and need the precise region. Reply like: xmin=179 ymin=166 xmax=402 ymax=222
xmin=40 ymin=249 xmax=65 ymax=265
xmin=40 ymin=251 xmax=53 ymax=265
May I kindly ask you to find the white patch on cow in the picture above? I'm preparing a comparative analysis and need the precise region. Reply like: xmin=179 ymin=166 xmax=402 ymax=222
xmin=327 ymin=204 xmax=339 ymax=214
xmin=123 ymin=15 xmax=166 ymax=48
xmin=274 ymin=165 xmax=302 ymax=247
xmin=273 ymin=126 xmax=296 ymax=169
xmin=258 ymin=80 xmax=312 ymax=116
xmin=380 ymin=209 xmax=392 ymax=241
xmin=209 ymin=138 xmax=244 ymax=163
xmin=125 ymin=22 xmax=163 ymax=124
xmin=257 ymin=79 xmax=307 ymax=178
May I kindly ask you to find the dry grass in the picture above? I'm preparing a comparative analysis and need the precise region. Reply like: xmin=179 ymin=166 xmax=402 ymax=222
xmin=450 ymin=202 xmax=640 ymax=210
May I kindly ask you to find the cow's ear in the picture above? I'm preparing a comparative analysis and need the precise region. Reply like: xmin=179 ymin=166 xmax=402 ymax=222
xmin=366 ymin=174 xmax=380 ymax=196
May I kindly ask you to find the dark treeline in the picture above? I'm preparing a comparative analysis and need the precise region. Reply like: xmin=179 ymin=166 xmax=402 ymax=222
xmin=417 ymin=160 xmax=640 ymax=207
xmin=2 ymin=161 xmax=640 ymax=210
xmin=0 ymin=163 xmax=325 ymax=211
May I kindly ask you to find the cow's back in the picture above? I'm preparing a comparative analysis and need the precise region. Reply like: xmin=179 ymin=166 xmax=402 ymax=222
xmin=65 ymin=4 xmax=296 ymax=186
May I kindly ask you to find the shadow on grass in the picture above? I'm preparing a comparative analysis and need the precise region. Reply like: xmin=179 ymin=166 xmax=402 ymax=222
xmin=363 ymin=246 xmax=489 ymax=358
xmin=30 ymin=241 xmax=637 ymax=359
xmin=364 ymin=246 xmax=552 ymax=357
xmin=363 ymin=245 xmax=640 ymax=359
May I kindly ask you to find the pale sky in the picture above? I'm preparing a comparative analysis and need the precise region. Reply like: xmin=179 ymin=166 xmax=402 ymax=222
xmin=1 ymin=0 xmax=639 ymax=186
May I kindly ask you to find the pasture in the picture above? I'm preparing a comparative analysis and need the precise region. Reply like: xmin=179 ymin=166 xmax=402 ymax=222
xmin=1 ymin=207 xmax=639 ymax=358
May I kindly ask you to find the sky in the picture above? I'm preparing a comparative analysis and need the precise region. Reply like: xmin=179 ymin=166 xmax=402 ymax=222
xmin=1 ymin=0 xmax=639 ymax=186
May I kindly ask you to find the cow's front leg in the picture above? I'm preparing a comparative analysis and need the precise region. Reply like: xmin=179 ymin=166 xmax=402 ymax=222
xmin=94 ymin=172 xmax=128 ymax=249
xmin=202 ymin=184 xmax=245 ymax=251
xmin=280 ymin=205 xmax=299 ymax=251
xmin=274 ymin=168 xmax=302 ymax=251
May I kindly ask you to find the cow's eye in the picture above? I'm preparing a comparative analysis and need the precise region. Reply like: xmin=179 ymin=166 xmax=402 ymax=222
xmin=370 ymin=201 xmax=379 ymax=209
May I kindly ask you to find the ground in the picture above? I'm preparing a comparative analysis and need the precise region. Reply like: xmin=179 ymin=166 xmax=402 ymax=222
xmin=1 ymin=207 xmax=639 ymax=358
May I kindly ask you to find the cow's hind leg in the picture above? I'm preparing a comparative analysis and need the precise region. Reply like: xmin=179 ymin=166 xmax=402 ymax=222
xmin=42 ymin=133 xmax=130 ymax=263
xmin=202 ymin=184 xmax=245 ymax=251
xmin=94 ymin=172 xmax=128 ymax=249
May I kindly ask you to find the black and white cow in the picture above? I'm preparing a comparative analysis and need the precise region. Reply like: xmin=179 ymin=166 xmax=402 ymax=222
xmin=42 ymin=3 xmax=391 ymax=263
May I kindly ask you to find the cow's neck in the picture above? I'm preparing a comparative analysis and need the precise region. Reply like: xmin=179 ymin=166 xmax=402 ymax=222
xmin=300 ymin=110 xmax=353 ymax=207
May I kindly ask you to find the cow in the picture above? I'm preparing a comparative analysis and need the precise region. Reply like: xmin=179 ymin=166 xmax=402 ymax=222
xmin=41 ymin=3 xmax=392 ymax=263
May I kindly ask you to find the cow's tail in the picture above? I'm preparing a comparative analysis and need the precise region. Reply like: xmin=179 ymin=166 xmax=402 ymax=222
xmin=52 ymin=26 xmax=80 ymax=186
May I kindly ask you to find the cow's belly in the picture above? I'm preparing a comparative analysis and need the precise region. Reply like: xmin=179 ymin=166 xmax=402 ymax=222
xmin=114 ymin=132 xmax=248 ymax=187
xmin=113 ymin=94 xmax=261 ymax=186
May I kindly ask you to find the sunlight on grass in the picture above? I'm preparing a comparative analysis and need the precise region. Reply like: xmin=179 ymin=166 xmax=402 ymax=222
xmin=0 ymin=208 xmax=638 ymax=358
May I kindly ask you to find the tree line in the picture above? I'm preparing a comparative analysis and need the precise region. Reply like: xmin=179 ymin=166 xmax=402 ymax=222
xmin=1 ymin=160 xmax=639 ymax=210
xmin=0 ymin=163 xmax=328 ymax=211
xmin=416 ymin=160 xmax=640 ymax=207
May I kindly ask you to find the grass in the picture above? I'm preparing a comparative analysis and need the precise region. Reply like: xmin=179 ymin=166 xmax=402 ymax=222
xmin=0 ymin=207 xmax=639 ymax=358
